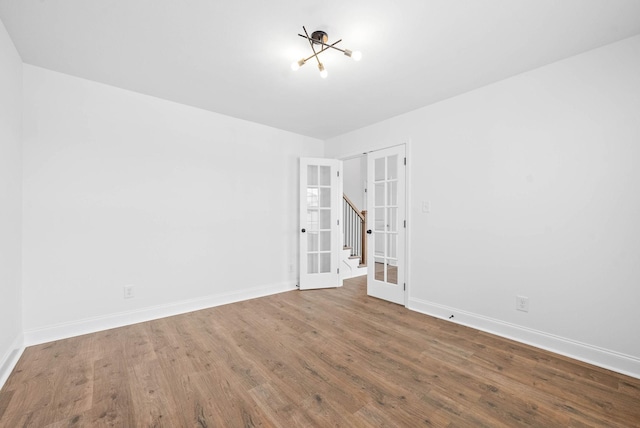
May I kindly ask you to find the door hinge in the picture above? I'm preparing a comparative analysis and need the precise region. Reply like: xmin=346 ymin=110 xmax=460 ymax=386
xmin=404 ymin=157 xmax=406 ymax=165
xmin=337 ymin=219 xmax=340 ymax=226
xmin=404 ymin=220 xmax=406 ymax=228
xmin=337 ymin=170 xmax=340 ymax=177
xmin=404 ymin=283 xmax=406 ymax=291
xmin=337 ymin=268 xmax=340 ymax=274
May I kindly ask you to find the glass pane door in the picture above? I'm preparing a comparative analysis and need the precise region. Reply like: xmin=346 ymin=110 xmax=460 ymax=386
xmin=300 ymin=158 xmax=342 ymax=290
xmin=367 ymin=146 xmax=405 ymax=304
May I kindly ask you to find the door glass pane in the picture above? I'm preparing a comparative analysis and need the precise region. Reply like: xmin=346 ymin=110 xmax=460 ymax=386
xmin=387 ymin=233 xmax=397 ymax=259
xmin=374 ymin=208 xmax=385 ymax=231
xmin=375 ymin=261 xmax=385 ymax=281
xmin=319 ymin=187 xmax=331 ymax=208
xmin=375 ymin=183 xmax=385 ymax=206
xmin=387 ymin=155 xmax=398 ymax=179
xmin=387 ymin=181 xmax=397 ymax=206
xmin=320 ymin=209 xmax=331 ymax=229
xmin=307 ymin=253 xmax=318 ymax=274
xmin=319 ymin=166 xmax=331 ymax=186
xmin=308 ymin=165 xmax=318 ymax=185
xmin=388 ymin=208 xmax=397 ymax=232
xmin=375 ymin=233 xmax=385 ymax=257
xmin=308 ymin=231 xmax=318 ymax=252
xmin=307 ymin=210 xmax=319 ymax=231
xmin=387 ymin=259 xmax=398 ymax=284
xmin=320 ymin=231 xmax=331 ymax=251
xmin=307 ymin=188 xmax=319 ymax=207
xmin=319 ymin=253 xmax=331 ymax=273
xmin=375 ymin=157 xmax=385 ymax=181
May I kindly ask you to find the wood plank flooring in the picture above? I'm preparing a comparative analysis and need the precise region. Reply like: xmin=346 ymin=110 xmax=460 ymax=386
xmin=1 ymin=275 xmax=639 ymax=427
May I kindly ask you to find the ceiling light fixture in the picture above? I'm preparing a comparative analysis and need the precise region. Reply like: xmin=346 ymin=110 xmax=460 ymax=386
xmin=291 ymin=26 xmax=361 ymax=79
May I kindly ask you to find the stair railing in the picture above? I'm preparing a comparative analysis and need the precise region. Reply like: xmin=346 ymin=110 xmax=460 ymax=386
xmin=343 ymin=194 xmax=367 ymax=266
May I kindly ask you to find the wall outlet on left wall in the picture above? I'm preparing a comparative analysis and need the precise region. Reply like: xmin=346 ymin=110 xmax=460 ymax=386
xmin=124 ymin=285 xmax=135 ymax=299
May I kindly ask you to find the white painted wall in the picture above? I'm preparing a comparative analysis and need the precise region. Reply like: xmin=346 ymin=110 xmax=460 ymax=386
xmin=325 ymin=36 xmax=640 ymax=377
xmin=21 ymin=65 xmax=323 ymax=338
xmin=343 ymin=156 xmax=366 ymax=211
xmin=0 ymin=18 xmax=23 ymax=384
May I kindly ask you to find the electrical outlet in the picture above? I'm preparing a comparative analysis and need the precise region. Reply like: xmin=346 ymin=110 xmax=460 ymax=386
xmin=124 ymin=285 xmax=135 ymax=299
xmin=516 ymin=295 xmax=529 ymax=312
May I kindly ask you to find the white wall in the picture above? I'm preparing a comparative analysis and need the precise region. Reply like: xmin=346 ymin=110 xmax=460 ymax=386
xmin=326 ymin=36 xmax=640 ymax=377
xmin=0 ymin=18 xmax=23 ymax=385
xmin=343 ymin=156 xmax=366 ymax=211
xmin=21 ymin=65 xmax=323 ymax=340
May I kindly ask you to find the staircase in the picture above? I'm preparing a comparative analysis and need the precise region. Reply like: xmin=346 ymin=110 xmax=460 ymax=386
xmin=341 ymin=246 xmax=367 ymax=279
xmin=342 ymin=193 xmax=367 ymax=279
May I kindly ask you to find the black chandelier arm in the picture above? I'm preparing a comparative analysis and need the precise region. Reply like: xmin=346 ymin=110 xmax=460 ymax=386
xmin=297 ymin=33 xmax=346 ymax=54
xmin=322 ymin=43 xmax=347 ymax=54
xmin=300 ymin=39 xmax=344 ymax=63
xmin=302 ymin=26 xmax=322 ymax=66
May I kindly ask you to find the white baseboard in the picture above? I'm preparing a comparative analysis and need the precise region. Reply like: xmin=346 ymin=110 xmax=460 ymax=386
xmin=408 ymin=297 xmax=640 ymax=380
xmin=23 ymin=281 xmax=297 ymax=347
xmin=0 ymin=333 xmax=25 ymax=391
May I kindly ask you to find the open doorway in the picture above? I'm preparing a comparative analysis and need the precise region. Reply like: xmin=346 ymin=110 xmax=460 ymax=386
xmin=341 ymin=155 xmax=368 ymax=279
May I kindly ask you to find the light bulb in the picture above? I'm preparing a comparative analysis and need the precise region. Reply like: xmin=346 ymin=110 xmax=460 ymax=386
xmin=352 ymin=50 xmax=362 ymax=61
xmin=318 ymin=63 xmax=328 ymax=79
xmin=291 ymin=58 xmax=305 ymax=71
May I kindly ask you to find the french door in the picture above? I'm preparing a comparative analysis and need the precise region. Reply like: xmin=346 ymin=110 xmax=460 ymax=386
xmin=299 ymin=158 xmax=343 ymax=290
xmin=367 ymin=145 xmax=406 ymax=304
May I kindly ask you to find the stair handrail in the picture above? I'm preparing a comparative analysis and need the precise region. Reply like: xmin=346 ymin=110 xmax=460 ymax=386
xmin=343 ymin=193 xmax=365 ymax=221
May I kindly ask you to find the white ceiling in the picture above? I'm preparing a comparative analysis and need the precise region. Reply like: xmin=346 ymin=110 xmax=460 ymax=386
xmin=1 ymin=0 xmax=640 ymax=139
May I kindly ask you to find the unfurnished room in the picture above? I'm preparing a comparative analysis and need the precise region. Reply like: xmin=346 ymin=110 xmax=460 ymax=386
xmin=1 ymin=1 xmax=639 ymax=426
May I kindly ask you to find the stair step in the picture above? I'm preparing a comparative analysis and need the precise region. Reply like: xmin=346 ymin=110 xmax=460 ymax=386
xmin=348 ymin=255 xmax=360 ymax=260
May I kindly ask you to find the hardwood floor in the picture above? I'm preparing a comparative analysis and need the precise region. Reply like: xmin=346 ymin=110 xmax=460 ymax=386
xmin=1 ymin=276 xmax=639 ymax=427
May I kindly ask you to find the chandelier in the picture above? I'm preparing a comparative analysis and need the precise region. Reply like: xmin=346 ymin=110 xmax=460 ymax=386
xmin=291 ymin=26 xmax=362 ymax=79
